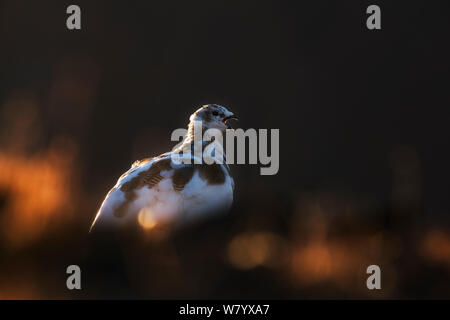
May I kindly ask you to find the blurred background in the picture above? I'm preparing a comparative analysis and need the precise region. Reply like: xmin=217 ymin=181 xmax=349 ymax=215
xmin=1 ymin=0 xmax=450 ymax=299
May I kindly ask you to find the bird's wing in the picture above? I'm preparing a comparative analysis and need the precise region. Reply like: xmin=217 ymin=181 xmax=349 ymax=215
xmin=89 ymin=152 xmax=232 ymax=232
xmin=90 ymin=154 xmax=176 ymax=231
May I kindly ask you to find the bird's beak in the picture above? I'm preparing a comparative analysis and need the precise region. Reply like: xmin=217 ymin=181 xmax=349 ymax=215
xmin=222 ymin=114 xmax=238 ymax=129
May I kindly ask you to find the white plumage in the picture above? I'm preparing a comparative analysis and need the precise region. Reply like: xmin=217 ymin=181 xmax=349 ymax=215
xmin=90 ymin=104 xmax=237 ymax=232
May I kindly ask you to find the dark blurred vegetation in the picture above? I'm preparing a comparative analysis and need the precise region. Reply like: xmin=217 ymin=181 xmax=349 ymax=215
xmin=1 ymin=0 xmax=450 ymax=299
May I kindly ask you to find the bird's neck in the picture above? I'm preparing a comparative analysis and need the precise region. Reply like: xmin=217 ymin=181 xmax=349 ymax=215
xmin=183 ymin=122 xmax=225 ymax=147
xmin=177 ymin=122 xmax=226 ymax=163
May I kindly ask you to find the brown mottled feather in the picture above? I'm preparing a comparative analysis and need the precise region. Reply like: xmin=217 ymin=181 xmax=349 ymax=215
xmin=114 ymin=157 xmax=172 ymax=217
xmin=198 ymin=163 xmax=225 ymax=185
xmin=172 ymin=166 xmax=195 ymax=191
xmin=112 ymin=155 xmax=230 ymax=218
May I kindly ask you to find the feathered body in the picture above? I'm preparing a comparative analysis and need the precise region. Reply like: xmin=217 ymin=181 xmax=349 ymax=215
xmin=90 ymin=104 xmax=237 ymax=231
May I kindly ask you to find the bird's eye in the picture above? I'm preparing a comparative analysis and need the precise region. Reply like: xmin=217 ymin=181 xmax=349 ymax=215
xmin=212 ymin=111 xmax=219 ymax=116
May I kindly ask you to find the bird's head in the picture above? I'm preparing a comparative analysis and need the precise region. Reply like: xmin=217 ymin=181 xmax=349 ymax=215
xmin=189 ymin=104 xmax=238 ymax=131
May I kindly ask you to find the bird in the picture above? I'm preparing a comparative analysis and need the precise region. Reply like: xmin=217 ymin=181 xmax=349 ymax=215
xmin=89 ymin=104 xmax=238 ymax=232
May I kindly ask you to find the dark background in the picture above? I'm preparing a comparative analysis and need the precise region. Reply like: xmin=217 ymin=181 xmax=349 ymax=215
xmin=0 ymin=0 xmax=449 ymax=299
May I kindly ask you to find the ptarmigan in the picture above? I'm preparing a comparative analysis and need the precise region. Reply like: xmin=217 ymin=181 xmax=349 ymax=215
xmin=90 ymin=104 xmax=238 ymax=232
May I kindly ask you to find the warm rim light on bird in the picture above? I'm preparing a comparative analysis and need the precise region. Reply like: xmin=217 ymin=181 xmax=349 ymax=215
xmin=90 ymin=104 xmax=236 ymax=232
xmin=138 ymin=207 xmax=158 ymax=230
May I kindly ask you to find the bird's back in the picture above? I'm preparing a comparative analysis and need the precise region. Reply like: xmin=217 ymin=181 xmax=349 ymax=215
xmin=90 ymin=152 xmax=233 ymax=232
